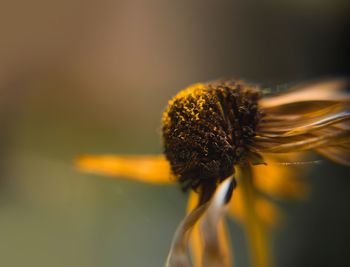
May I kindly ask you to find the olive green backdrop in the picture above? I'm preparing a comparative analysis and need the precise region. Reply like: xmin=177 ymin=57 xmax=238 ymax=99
xmin=0 ymin=1 xmax=349 ymax=266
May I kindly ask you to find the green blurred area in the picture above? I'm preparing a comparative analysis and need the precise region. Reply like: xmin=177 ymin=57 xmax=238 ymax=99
xmin=0 ymin=1 xmax=349 ymax=267
xmin=0 ymin=77 xmax=184 ymax=267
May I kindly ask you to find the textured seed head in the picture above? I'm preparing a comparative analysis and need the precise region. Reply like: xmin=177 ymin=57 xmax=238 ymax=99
xmin=162 ymin=80 xmax=262 ymax=193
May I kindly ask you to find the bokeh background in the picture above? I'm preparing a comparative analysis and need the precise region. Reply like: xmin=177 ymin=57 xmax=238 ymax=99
xmin=0 ymin=1 xmax=349 ymax=266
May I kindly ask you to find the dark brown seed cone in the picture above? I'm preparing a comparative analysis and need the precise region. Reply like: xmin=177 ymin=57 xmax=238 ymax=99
xmin=162 ymin=80 xmax=263 ymax=195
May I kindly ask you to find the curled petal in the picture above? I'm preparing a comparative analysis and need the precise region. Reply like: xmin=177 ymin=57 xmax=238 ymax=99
xmin=76 ymin=154 xmax=174 ymax=184
xmin=165 ymin=201 xmax=209 ymax=267
xmin=190 ymin=221 xmax=232 ymax=267
xmin=200 ymin=178 xmax=234 ymax=267
xmin=166 ymin=178 xmax=234 ymax=267
xmin=257 ymin=79 xmax=350 ymax=162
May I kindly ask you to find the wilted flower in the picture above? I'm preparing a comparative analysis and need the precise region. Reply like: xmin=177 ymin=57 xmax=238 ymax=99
xmin=76 ymin=79 xmax=349 ymax=267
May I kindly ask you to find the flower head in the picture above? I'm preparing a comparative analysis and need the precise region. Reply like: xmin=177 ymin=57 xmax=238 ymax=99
xmin=162 ymin=81 xmax=262 ymax=203
xmin=76 ymin=79 xmax=349 ymax=267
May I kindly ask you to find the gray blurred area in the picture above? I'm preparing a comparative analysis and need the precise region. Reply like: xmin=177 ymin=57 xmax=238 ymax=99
xmin=0 ymin=1 xmax=349 ymax=266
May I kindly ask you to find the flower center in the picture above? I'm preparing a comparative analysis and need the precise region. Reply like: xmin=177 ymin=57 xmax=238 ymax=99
xmin=162 ymin=80 xmax=262 ymax=192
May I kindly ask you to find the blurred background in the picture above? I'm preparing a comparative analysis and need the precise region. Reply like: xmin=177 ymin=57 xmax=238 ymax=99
xmin=0 ymin=0 xmax=349 ymax=266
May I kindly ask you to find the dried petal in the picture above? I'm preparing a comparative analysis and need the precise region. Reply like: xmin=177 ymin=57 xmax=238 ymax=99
xmin=165 ymin=202 xmax=209 ymax=267
xmin=259 ymin=79 xmax=350 ymax=109
xmin=256 ymin=79 xmax=350 ymax=162
xmin=200 ymin=178 xmax=234 ymax=267
xmin=166 ymin=177 xmax=234 ymax=267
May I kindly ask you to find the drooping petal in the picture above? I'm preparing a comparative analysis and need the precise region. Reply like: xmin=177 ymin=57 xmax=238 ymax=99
xmin=259 ymin=111 xmax=350 ymax=136
xmin=228 ymin=187 xmax=281 ymax=228
xmin=256 ymin=79 xmax=350 ymax=163
xmin=200 ymin=178 xmax=234 ymax=267
xmin=187 ymin=192 xmax=204 ymax=267
xmin=166 ymin=178 xmax=234 ymax=267
xmin=165 ymin=200 xmax=209 ymax=267
xmin=252 ymin=154 xmax=308 ymax=199
xmin=76 ymin=154 xmax=174 ymax=184
xmin=260 ymin=128 xmax=350 ymax=153
xmin=237 ymin=165 xmax=272 ymax=267
xmin=254 ymin=199 xmax=281 ymax=227
xmin=228 ymin=155 xmax=309 ymax=228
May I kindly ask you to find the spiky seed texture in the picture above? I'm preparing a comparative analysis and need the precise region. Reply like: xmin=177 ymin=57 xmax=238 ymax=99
xmin=162 ymin=80 xmax=263 ymax=197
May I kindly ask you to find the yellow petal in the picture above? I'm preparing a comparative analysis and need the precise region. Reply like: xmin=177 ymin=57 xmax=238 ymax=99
xmin=187 ymin=191 xmax=232 ymax=267
xmin=254 ymin=199 xmax=281 ymax=227
xmin=187 ymin=192 xmax=203 ymax=267
xmin=227 ymin=187 xmax=244 ymax=223
xmin=75 ymin=154 xmax=174 ymax=184
xmin=237 ymin=165 xmax=272 ymax=267
xmin=228 ymin=187 xmax=281 ymax=228
xmin=253 ymin=154 xmax=308 ymax=199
